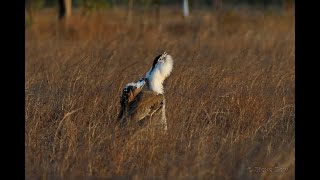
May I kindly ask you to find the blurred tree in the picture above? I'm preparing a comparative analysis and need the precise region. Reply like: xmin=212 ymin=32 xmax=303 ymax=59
xmin=212 ymin=0 xmax=221 ymax=10
xmin=81 ymin=0 xmax=112 ymax=15
xmin=154 ymin=0 xmax=161 ymax=24
xmin=183 ymin=0 xmax=189 ymax=17
xmin=58 ymin=0 xmax=72 ymax=20
xmin=139 ymin=0 xmax=161 ymax=24
xmin=25 ymin=0 xmax=45 ymax=27
xmin=141 ymin=0 xmax=152 ymax=7
xmin=127 ymin=0 xmax=134 ymax=24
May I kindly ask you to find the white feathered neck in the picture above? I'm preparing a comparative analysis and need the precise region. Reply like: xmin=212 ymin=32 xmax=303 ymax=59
xmin=145 ymin=54 xmax=173 ymax=94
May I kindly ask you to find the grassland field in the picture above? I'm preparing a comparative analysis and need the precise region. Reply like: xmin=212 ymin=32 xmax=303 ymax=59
xmin=25 ymin=6 xmax=295 ymax=179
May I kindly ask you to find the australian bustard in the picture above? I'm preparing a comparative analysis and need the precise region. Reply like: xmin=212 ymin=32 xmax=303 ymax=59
xmin=118 ymin=52 xmax=174 ymax=130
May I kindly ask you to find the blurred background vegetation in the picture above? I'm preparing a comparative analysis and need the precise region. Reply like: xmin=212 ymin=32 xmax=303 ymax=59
xmin=25 ymin=0 xmax=295 ymax=28
xmin=26 ymin=0 xmax=295 ymax=8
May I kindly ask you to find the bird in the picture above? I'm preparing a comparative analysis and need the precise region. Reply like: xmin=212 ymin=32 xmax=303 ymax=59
xmin=118 ymin=52 xmax=174 ymax=131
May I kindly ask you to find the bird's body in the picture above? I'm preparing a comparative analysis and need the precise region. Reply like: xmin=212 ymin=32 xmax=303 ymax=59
xmin=118 ymin=52 xmax=173 ymax=131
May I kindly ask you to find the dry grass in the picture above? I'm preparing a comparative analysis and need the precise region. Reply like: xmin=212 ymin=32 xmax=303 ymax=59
xmin=25 ymin=6 xmax=295 ymax=179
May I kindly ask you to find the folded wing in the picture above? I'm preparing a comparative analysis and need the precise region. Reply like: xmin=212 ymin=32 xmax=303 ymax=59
xmin=119 ymin=90 xmax=164 ymax=126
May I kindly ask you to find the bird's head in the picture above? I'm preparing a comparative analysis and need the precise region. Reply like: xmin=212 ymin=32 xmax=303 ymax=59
xmin=144 ymin=52 xmax=174 ymax=94
xmin=148 ymin=51 xmax=174 ymax=80
xmin=151 ymin=52 xmax=166 ymax=71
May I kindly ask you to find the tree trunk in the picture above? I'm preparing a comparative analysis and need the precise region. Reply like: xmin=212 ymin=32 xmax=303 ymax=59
xmin=155 ymin=1 xmax=160 ymax=25
xmin=58 ymin=0 xmax=72 ymax=20
xmin=212 ymin=0 xmax=221 ymax=10
xmin=183 ymin=0 xmax=189 ymax=17
xmin=127 ymin=0 xmax=134 ymax=24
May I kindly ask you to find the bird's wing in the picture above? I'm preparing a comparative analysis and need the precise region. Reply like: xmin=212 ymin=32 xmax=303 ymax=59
xmin=128 ymin=82 xmax=146 ymax=102
xmin=127 ymin=91 xmax=164 ymax=123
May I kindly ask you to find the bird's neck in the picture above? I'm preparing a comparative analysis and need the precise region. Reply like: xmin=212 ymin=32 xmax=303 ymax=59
xmin=146 ymin=55 xmax=173 ymax=94
xmin=146 ymin=70 xmax=165 ymax=94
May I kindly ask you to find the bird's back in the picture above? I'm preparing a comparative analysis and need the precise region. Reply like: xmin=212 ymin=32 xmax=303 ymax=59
xmin=119 ymin=89 xmax=165 ymax=127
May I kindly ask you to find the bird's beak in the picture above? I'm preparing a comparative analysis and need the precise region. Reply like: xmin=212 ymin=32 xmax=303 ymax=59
xmin=159 ymin=52 xmax=168 ymax=62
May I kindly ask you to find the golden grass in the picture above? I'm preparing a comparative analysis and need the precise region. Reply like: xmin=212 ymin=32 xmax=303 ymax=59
xmin=25 ymin=6 xmax=295 ymax=179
